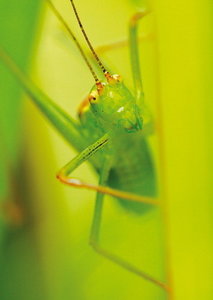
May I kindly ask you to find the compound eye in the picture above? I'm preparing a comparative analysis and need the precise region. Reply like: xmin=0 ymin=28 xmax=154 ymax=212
xmin=88 ymin=91 xmax=99 ymax=103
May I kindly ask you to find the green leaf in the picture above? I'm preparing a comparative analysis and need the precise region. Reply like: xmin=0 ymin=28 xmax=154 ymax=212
xmin=0 ymin=1 xmax=44 ymax=300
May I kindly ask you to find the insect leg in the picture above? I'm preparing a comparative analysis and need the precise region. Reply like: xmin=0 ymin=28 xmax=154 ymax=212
xmin=0 ymin=47 xmax=86 ymax=152
xmin=88 ymin=160 xmax=168 ymax=291
xmin=89 ymin=157 xmax=110 ymax=245
xmin=57 ymin=136 xmax=167 ymax=289
xmin=57 ymin=135 xmax=157 ymax=206
xmin=58 ymin=148 xmax=167 ymax=289
xmin=129 ymin=10 xmax=150 ymax=105
xmin=92 ymin=32 xmax=154 ymax=56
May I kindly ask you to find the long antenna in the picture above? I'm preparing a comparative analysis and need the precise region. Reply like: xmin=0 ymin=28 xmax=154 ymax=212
xmin=69 ymin=0 xmax=108 ymax=75
xmin=46 ymin=0 xmax=100 ymax=83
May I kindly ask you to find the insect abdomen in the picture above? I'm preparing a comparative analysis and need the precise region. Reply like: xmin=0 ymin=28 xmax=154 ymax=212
xmin=107 ymin=133 xmax=157 ymax=214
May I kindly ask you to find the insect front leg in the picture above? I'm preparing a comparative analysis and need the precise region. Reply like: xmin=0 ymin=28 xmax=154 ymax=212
xmin=57 ymin=134 xmax=158 ymax=205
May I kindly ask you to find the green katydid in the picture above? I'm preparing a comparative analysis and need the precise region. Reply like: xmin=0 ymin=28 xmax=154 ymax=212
xmin=0 ymin=0 xmax=169 ymax=292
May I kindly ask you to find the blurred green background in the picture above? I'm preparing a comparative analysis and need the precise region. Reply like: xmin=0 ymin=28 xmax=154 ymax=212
xmin=0 ymin=0 xmax=212 ymax=299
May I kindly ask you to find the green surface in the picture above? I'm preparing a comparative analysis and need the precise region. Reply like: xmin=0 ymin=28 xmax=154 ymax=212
xmin=0 ymin=0 xmax=212 ymax=299
xmin=0 ymin=1 xmax=45 ymax=299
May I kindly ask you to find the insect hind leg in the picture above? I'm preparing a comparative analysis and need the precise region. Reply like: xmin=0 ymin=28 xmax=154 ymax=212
xmin=90 ymin=209 xmax=169 ymax=291
xmin=89 ymin=161 xmax=169 ymax=292
xmin=90 ymin=241 xmax=169 ymax=291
